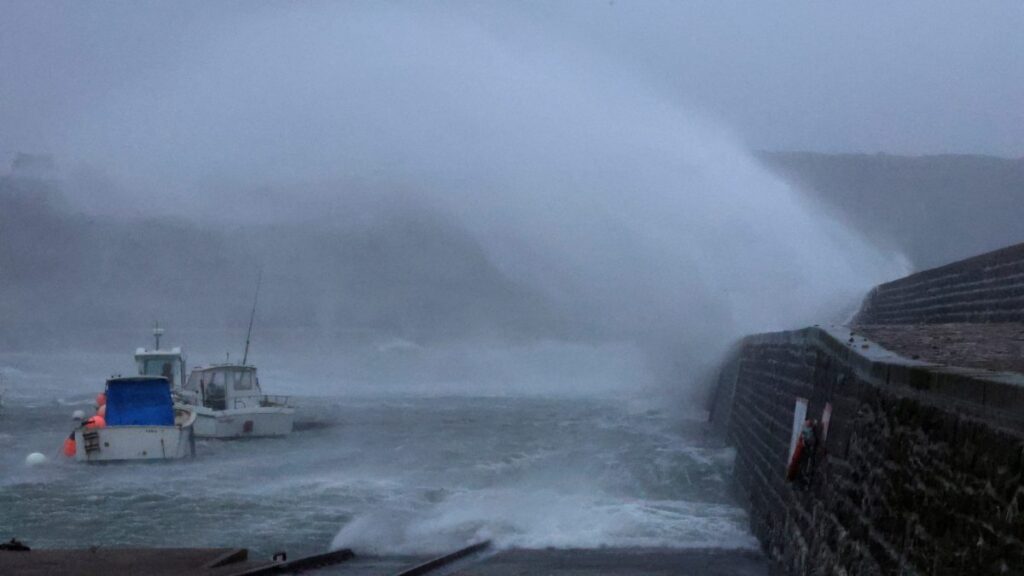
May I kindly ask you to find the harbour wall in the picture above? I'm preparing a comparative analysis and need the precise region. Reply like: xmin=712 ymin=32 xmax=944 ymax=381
xmin=711 ymin=325 xmax=1024 ymax=575
xmin=856 ymin=242 xmax=1024 ymax=325
xmin=716 ymin=323 xmax=1024 ymax=569
xmin=711 ymin=240 xmax=1024 ymax=574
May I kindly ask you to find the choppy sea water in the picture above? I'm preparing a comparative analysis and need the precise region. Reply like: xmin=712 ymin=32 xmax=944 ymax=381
xmin=0 ymin=363 xmax=755 ymax=560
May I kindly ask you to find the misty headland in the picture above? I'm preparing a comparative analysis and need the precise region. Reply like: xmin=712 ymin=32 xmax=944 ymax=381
xmin=4 ymin=151 xmax=1022 ymax=399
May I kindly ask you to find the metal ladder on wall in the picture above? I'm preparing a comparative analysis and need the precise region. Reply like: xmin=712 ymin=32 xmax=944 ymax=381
xmin=82 ymin=430 xmax=101 ymax=454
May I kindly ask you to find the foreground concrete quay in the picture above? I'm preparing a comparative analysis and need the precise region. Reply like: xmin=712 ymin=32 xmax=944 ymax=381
xmin=0 ymin=547 xmax=266 ymax=575
xmin=0 ymin=545 xmax=356 ymax=575
xmin=0 ymin=546 xmax=775 ymax=575
xmin=449 ymin=548 xmax=775 ymax=576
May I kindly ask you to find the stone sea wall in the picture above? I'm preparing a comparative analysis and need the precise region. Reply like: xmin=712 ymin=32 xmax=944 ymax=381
xmin=712 ymin=325 xmax=1024 ymax=575
xmin=856 ymin=242 xmax=1024 ymax=325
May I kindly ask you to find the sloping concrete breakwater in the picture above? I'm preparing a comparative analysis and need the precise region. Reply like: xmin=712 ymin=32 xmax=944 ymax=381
xmin=711 ymin=242 xmax=1024 ymax=575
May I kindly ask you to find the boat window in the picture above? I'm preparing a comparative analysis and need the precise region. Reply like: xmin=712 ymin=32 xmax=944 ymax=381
xmin=143 ymin=358 xmax=177 ymax=384
xmin=209 ymin=371 xmax=226 ymax=389
xmin=160 ymin=362 xmax=175 ymax=383
xmin=143 ymin=359 xmax=163 ymax=376
xmin=204 ymin=371 xmax=227 ymax=410
xmin=185 ymin=371 xmax=200 ymax=391
xmin=232 ymin=371 xmax=254 ymax=391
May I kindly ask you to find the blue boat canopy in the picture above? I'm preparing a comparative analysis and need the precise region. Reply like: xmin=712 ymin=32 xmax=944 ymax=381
xmin=105 ymin=377 xmax=174 ymax=426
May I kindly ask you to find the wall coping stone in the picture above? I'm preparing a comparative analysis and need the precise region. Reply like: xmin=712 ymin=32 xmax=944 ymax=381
xmin=737 ymin=324 xmax=1024 ymax=435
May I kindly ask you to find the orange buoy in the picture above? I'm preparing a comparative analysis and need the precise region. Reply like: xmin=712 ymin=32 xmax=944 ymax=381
xmin=84 ymin=415 xmax=106 ymax=429
xmin=97 ymin=404 xmax=107 ymax=418
xmin=96 ymin=393 xmax=106 ymax=407
xmin=63 ymin=436 xmax=77 ymax=458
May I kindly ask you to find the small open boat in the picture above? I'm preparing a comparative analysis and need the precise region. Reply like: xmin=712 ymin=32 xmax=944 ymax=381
xmin=72 ymin=376 xmax=196 ymax=462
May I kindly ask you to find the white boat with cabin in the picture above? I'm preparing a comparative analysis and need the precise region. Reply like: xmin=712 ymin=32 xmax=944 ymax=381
xmin=179 ymin=364 xmax=294 ymax=438
xmin=134 ymin=325 xmax=294 ymax=438
xmin=136 ymin=274 xmax=293 ymax=439
xmin=74 ymin=376 xmax=196 ymax=462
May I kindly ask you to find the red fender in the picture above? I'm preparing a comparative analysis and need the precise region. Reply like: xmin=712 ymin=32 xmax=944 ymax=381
xmin=84 ymin=415 xmax=106 ymax=429
xmin=62 ymin=436 xmax=77 ymax=458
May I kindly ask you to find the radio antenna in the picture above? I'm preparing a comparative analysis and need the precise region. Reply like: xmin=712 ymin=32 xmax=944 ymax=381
xmin=242 ymin=269 xmax=262 ymax=365
xmin=153 ymin=320 xmax=164 ymax=350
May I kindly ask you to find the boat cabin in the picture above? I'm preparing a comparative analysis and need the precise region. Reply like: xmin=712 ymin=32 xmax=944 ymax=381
xmin=134 ymin=324 xmax=186 ymax=389
xmin=185 ymin=365 xmax=265 ymax=411
xmin=135 ymin=347 xmax=186 ymax=390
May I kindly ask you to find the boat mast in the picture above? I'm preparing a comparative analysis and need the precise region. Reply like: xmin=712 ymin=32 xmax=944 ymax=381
xmin=242 ymin=270 xmax=262 ymax=366
xmin=153 ymin=321 xmax=164 ymax=350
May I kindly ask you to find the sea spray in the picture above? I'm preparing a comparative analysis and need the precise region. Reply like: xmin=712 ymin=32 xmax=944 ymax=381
xmin=62 ymin=4 xmax=907 ymax=398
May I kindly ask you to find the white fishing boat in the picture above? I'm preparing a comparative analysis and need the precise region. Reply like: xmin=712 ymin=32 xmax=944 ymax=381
xmin=173 ymin=272 xmax=294 ymax=438
xmin=178 ymin=364 xmax=293 ymax=438
xmin=72 ymin=376 xmax=196 ymax=462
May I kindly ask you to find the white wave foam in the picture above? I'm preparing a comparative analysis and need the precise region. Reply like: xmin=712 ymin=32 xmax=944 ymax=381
xmin=332 ymin=488 xmax=757 ymax=554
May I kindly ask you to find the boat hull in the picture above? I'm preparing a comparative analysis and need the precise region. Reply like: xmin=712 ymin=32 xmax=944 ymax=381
xmin=191 ymin=406 xmax=294 ymax=438
xmin=74 ymin=425 xmax=195 ymax=462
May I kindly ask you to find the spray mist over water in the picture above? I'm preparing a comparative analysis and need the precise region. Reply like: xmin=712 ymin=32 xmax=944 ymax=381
xmin=58 ymin=4 xmax=906 ymax=397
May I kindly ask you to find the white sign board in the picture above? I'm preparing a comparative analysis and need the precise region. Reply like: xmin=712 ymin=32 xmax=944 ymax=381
xmin=820 ymin=402 xmax=833 ymax=445
xmin=788 ymin=397 xmax=809 ymax=467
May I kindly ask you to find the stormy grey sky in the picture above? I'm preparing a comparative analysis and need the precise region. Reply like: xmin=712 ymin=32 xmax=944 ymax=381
xmin=0 ymin=1 xmax=1015 ymax=397
xmin=1 ymin=1 xmax=1022 ymax=162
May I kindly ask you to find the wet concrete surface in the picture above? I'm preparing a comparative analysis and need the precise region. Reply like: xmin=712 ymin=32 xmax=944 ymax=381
xmin=447 ymin=548 xmax=776 ymax=576
xmin=1 ymin=546 xmax=777 ymax=575
xmin=856 ymin=322 xmax=1024 ymax=373
xmin=0 ymin=547 xmax=267 ymax=576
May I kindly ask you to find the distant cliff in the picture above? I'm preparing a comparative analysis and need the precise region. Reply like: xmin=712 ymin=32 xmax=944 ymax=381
xmin=759 ymin=152 xmax=1024 ymax=271
xmin=0 ymin=174 xmax=569 ymax=352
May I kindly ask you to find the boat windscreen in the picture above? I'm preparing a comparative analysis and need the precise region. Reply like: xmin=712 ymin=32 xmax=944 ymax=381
xmin=232 ymin=371 xmax=254 ymax=391
xmin=141 ymin=357 xmax=178 ymax=381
